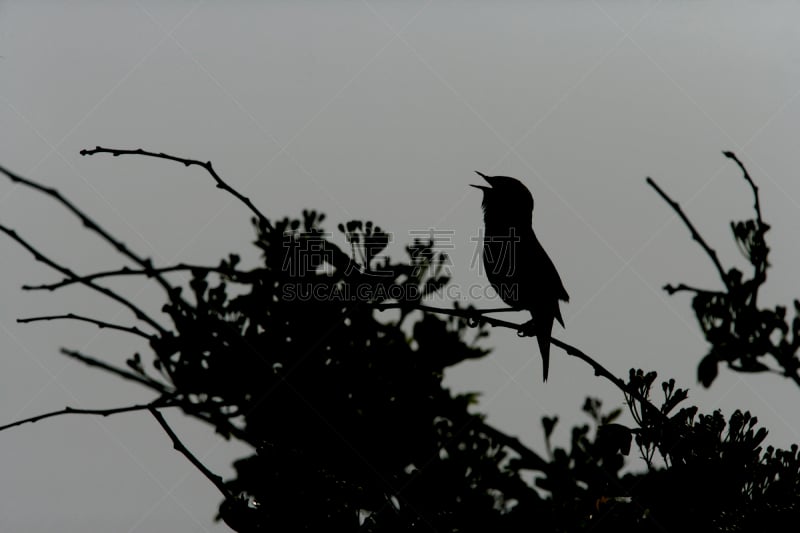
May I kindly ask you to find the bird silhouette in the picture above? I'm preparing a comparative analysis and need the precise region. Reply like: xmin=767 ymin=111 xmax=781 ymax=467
xmin=472 ymin=172 xmax=569 ymax=381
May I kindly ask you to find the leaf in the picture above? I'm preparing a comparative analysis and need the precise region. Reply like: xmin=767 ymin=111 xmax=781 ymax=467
xmin=542 ymin=416 xmax=558 ymax=439
xmin=596 ymin=423 xmax=632 ymax=456
xmin=698 ymin=353 xmax=719 ymax=388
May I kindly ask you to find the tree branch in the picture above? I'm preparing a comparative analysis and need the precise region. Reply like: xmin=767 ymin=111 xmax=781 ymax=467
xmin=646 ymin=177 xmax=730 ymax=290
xmin=375 ymin=302 xmax=667 ymax=421
xmin=663 ymin=283 xmax=721 ymax=296
xmin=472 ymin=307 xmax=521 ymax=314
xmin=61 ymin=348 xmax=172 ymax=394
xmin=62 ymin=349 xmax=251 ymax=443
xmin=377 ymin=303 xmax=514 ymax=328
xmin=0 ymin=224 xmax=168 ymax=336
xmin=0 ymin=163 xmax=181 ymax=300
xmin=723 ymin=151 xmax=762 ymax=222
xmin=23 ymin=263 xmax=255 ymax=292
xmin=80 ymin=146 xmax=273 ymax=232
xmin=0 ymin=397 xmax=175 ymax=433
xmin=149 ymin=407 xmax=233 ymax=499
xmin=18 ymin=313 xmax=153 ymax=340
xmin=723 ymin=150 xmax=769 ymax=300
xmin=60 ymin=348 xmax=249 ymax=442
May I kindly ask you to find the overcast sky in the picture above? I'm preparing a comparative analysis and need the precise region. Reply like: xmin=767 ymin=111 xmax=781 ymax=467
xmin=2 ymin=1 xmax=800 ymax=531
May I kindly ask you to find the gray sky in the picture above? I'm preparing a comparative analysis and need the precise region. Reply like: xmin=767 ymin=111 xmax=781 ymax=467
xmin=2 ymin=1 xmax=800 ymax=531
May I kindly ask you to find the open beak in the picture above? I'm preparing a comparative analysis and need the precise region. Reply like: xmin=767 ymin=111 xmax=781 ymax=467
xmin=470 ymin=171 xmax=492 ymax=191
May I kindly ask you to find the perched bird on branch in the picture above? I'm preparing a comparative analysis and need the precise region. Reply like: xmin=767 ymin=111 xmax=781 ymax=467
xmin=472 ymin=172 xmax=569 ymax=381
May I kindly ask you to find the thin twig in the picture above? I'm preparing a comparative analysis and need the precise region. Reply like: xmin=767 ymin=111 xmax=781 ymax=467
xmin=663 ymin=283 xmax=721 ymax=296
xmin=80 ymin=146 xmax=273 ymax=232
xmin=25 ymin=345 xmax=248 ymax=443
xmin=0 ymin=224 xmax=168 ymax=336
xmin=0 ymin=397 xmax=174 ymax=433
xmin=0 ymin=163 xmax=180 ymax=299
xmin=377 ymin=303 xmax=513 ymax=327
xmin=646 ymin=177 xmax=729 ymax=289
xmin=149 ymin=407 xmax=233 ymax=499
xmin=723 ymin=150 xmax=769 ymax=300
xmin=61 ymin=348 xmax=171 ymax=394
xmin=472 ymin=307 xmax=522 ymax=314
xmin=723 ymin=151 xmax=762 ymax=222
xmin=24 ymin=263 xmax=255 ymax=292
xmin=18 ymin=313 xmax=153 ymax=340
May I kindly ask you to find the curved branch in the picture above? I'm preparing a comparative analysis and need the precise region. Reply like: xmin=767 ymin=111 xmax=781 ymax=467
xmin=723 ymin=151 xmax=762 ymax=222
xmin=646 ymin=177 xmax=729 ymax=290
xmin=0 ymin=397 xmax=175 ymax=433
xmin=723 ymin=150 xmax=769 ymax=299
xmin=80 ymin=146 xmax=273 ymax=232
xmin=18 ymin=313 xmax=153 ymax=340
xmin=375 ymin=302 xmax=667 ymax=421
xmin=149 ymin=407 xmax=233 ymax=499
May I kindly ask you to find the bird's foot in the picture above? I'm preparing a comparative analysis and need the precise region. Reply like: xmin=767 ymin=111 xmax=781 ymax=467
xmin=518 ymin=318 xmax=537 ymax=338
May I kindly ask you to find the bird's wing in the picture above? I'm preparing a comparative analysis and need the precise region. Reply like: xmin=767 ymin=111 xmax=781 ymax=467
xmin=519 ymin=231 xmax=568 ymax=327
xmin=524 ymin=234 xmax=568 ymax=299
xmin=556 ymin=272 xmax=569 ymax=303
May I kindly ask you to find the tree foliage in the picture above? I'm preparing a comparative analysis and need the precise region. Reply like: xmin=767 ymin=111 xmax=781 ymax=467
xmin=0 ymin=149 xmax=798 ymax=531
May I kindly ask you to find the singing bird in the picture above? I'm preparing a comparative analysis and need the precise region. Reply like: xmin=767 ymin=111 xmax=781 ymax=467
xmin=472 ymin=172 xmax=569 ymax=381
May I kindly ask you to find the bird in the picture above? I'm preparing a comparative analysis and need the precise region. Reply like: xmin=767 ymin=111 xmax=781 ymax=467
xmin=471 ymin=172 xmax=569 ymax=381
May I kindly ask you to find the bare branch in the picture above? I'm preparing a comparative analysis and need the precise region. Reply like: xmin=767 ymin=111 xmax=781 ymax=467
xmin=472 ymin=307 xmax=521 ymax=314
xmin=80 ymin=146 xmax=273 ymax=232
xmin=0 ymin=397 xmax=175 ymax=433
xmin=18 ymin=313 xmax=153 ymax=340
xmin=149 ymin=407 xmax=233 ymax=499
xmin=377 ymin=302 xmax=513 ymax=328
xmin=663 ymin=283 xmax=721 ymax=296
xmin=0 ymin=163 xmax=180 ymax=299
xmin=0 ymin=224 xmax=168 ymax=336
xmin=646 ymin=177 xmax=729 ymax=289
xmin=62 ymin=348 xmax=251 ymax=442
xmin=723 ymin=151 xmax=762 ymax=222
xmin=24 ymin=263 xmax=255 ymax=292
xmin=61 ymin=348 xmax=172 ymax=394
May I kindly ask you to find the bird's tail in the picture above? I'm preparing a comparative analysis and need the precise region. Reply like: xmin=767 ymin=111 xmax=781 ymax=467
xmin=537 ymin=335 xmax=550 ymax=382
xmin=536 ymin=315 xmax=555 ymax=382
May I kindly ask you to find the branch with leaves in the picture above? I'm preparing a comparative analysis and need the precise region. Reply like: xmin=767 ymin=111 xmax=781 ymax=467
xmin=4 ymin=147 xmax=797 ymax=531
xmin=648 ymin=152 xmax=799 ymax=388
xmin=376 ymin=302 xmax=669 ymax=423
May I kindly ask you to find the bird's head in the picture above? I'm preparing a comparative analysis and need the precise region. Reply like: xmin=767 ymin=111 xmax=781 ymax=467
xmin=471 ymin=172 xmax=534 ymax=217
